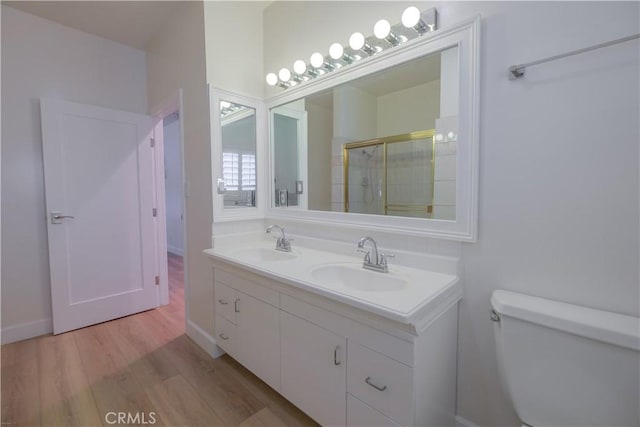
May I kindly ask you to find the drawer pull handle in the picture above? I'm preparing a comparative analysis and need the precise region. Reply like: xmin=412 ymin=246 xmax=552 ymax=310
xmin=334 ymin=345 xmax=341 ymax=365
xmin=365 ymin=377 xmax=387 ymax=392
xmin=218 ymin=333 xmax=229 ymax=340
xmin=218 ymin=299 xmax=228 ymax=305
xmin=234 ymin=298 xmax=240 ymax=313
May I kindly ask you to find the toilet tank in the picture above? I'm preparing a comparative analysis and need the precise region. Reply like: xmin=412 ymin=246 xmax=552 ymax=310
xmin=491 ymin=290 xmax=639 ymax=427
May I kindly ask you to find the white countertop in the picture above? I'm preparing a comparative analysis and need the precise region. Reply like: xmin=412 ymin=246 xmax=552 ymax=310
xmin=203 ymin=237 xmax=462 ymax=326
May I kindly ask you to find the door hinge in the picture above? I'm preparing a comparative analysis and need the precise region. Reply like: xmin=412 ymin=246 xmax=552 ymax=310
xmin=152 ymin=208 xmax=157 ymax=217
xmin=150 ymin=137 xmax=155 ymax=148
xmin=155 ymin=275 xmax=160 ymax=286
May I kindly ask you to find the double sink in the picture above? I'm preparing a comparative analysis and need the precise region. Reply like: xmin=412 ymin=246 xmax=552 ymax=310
xmin=231 ymin=247 xmax=409 ymax=293
xmin=205 ymin=230 xmax=460 ymax=324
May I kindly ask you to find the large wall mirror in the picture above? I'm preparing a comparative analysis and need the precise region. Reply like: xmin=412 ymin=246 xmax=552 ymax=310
xmin=211 ymin=88 xmax=266 ymax=222
xmin=266 ymin=17 xmax=479 ymax=240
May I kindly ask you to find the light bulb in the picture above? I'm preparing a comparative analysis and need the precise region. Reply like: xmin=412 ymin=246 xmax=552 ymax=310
xmin=265 ymin=73 xmax=278 ymax=86
xmin=310 ymin=52 xmax=324 ymax=68
xmin=220 ymin=101 xmax=231 ymax=109
xmin=329 ymin=43 xmax=344 ymax=60
xmin=447 ymin=131 xmax=455 ymax=140
xmin=435 ymin=133 xmax=444 ymax=142
xmin=374 ymin=19 xmax=391 ymax=39
xmin=293 ymin=60 xmax=306 ymax=75
xmin=349 ymin=32 xmax=365 ymax=50
xmin=401 ymin=6 xmax=421 ymax=28
xmin=279 ymin=68 xmax=291 ymax=82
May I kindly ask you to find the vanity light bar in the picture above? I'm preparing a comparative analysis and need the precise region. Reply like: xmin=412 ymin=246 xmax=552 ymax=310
xmin=264 ymin=6 xmax=438 ymax=90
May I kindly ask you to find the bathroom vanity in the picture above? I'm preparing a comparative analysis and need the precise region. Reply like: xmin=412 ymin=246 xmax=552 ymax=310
xmin=204 ymin=236 xmax=461 ymax=427
xmin=205 ymin=13 xmax=479 ymax=427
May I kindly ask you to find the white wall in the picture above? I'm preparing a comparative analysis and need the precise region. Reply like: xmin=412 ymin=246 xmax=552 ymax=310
xmin=146 ymin=2 xmax=212 ymax=345
xmin=377 ymin=80 xmax=440 ymax=137
xmin=1 ymin=5 xmax=148 ymax=342
xmin=204 ymin=2 xmax=266 ymax=100
xmin=264 ymin=2 xmax=639 ymax=426
xmin=163 ymin=113 xmax=184 ymax=256
xmin=306 ymin=101 xmax=333 ymax=211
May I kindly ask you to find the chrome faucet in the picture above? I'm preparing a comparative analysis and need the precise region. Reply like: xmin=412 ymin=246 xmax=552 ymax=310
xmin=266 ymin=225 xmax=292 ymax=252
xmin=357 ymin=236 xmax=394 ymax=273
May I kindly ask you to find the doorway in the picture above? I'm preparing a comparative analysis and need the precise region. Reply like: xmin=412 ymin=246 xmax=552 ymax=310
xmin=162 ymin=110 xmax=185 ymax=316
xmin=151 ymin=90 xmax=187 ymax=327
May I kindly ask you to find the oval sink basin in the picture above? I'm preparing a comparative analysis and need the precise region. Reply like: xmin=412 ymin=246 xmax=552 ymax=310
xmin=233 ymin=247 xmax=297 ymax=262
xmin=311 ymin=264 xmax=408 ymax=292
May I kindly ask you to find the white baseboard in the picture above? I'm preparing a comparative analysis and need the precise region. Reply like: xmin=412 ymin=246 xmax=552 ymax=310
xmin=455 ymin=415 xmax=482 ymax=427
xmin=1 ymin=318 xmax=53 ymax=344
xmin=167 ymin=245 xmax=184 ymax=256
xmin=186 ymin=319 xmax=225 ymax=359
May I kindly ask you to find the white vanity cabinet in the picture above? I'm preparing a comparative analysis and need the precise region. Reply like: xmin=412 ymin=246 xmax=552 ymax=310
xmin=214 ymin=271 xmax=281 ymax=391
xmin=281 ymin=311 xmax=347 ymax=426
xmin=210 ymin=260 xmax=459 ymax=427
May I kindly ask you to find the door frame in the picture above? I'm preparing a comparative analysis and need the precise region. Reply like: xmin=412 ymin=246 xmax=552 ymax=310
xmin=269 ymin=106 xmax=308 ymax=210
xmin=150 ymin=90 xmax=187 ymax=320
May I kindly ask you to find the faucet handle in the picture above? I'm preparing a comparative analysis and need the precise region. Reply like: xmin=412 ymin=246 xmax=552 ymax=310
xmin=357 ymin=248 xmax=371 ymax=263
xmin=379 ymin=252 xmax=395 ymax=266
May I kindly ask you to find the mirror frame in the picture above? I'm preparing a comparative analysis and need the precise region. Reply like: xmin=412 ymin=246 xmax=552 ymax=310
xmin=210 ymin=87 xmax=267 ymax=222
xmin=265 ymin=16 xmax=480 ymax=241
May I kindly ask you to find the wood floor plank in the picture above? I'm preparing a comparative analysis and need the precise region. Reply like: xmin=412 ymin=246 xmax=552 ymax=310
xmin=1 ymin=339 xmax=41 ymax=426
xmin=38 ymin=333 xmax=102 ymax=426
xmin=73 ymin=323 xmax=164 ymax=427
xmin=133 ymin=307 xmax=181 ymax=349
xmin=217 ymin=355 xmax=318 ymax=427
xmin=155 ymin=333 xmax=265 ymax=425
xmin=237 ymin=407 xmax=288 ymax=427
xmin=145 ymin=375 xmax=225 ymax=426
xmin=104 ymin=314 xmax=179 ymax=387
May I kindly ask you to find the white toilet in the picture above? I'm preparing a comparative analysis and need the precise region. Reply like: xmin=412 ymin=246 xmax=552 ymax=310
xmin=491 ymin=290 xmax=640 ymax=427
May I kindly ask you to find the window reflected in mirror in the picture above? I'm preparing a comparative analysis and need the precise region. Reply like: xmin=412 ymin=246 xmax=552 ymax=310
xmin=270 ymin=45 xmax=458 ymax=220
xmin=220 ymin=101 xmax=257 ymax=209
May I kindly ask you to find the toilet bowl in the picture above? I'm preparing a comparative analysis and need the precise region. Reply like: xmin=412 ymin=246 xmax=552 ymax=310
xmin=491 ymin=290 xmax=639 ymax=427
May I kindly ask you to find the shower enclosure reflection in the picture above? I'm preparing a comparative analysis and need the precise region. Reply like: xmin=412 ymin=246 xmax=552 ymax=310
xmin=347 ymin=144 xmax=384 ymax=215
xmin=344 ymin=130 xmax=435 ymax=218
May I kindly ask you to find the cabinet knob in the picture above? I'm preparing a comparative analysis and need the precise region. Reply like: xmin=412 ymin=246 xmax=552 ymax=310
xmin=218 ymin=333 xmax=229 ymax=340
xmin=234 ymin=298 xmax=240 ymax=313
xmin=218 ymin=299 xmax=228 ymax=305
xmin=334 ymin=345 xmax=341 ymax=366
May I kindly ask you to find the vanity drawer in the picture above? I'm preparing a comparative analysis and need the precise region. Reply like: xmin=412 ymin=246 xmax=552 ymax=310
xmin=347 ymin=341 xmax=414 ymax=426
xmin=347 ymin=394 xmax=400 ymax=427
xmin=215 ymin=314 xmax=236 ymax=357
xmin=215 ymin=282 xmax=237 ymax=324
xmin=216 ymin=267 xmax=280 ymax=308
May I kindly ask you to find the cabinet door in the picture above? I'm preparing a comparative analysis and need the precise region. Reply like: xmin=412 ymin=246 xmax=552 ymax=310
xmin=236 ymin=291 xmax=281 ymax=390
xmin=281 ymin=311 xmax=347 ymax=426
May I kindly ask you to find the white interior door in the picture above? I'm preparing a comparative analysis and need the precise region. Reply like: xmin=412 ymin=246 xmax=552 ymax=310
xmin=41 ymin=98 xmax=162 ymax=334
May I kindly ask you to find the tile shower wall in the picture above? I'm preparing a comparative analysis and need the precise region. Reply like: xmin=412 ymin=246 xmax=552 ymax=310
xmin=347 ymin=146 xmax=384 ymax=215
xmin=433 ymin=116 xmax=458 ymax=220
xmin=387 ymin=139 xmax=434 ymax=218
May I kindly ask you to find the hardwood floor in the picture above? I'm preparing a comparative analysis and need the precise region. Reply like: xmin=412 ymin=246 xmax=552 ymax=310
xmin=1 ymin=253 xmax=317 ymax=427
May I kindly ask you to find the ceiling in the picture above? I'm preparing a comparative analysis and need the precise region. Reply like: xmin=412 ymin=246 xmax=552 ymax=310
xmin=307 ymin=50 xmax=442 ymax=110
xmin=3 ymin=1 xmax=186 ymax=50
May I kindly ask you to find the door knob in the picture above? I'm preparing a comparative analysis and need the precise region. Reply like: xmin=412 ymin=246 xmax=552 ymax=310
xmin=51 ymin=211 xmax=75 ymax=224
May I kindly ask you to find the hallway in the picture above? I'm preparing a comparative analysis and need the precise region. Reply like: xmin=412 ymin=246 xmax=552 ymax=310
xmin=1 ymin=254 xmax=316 ymax=426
